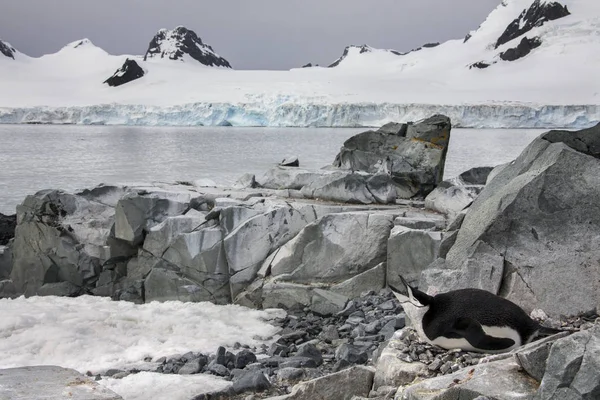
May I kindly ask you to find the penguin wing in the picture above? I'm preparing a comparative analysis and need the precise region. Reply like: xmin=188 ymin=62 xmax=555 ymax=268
xmin=448 ymin=317 xmax=516 ymax=351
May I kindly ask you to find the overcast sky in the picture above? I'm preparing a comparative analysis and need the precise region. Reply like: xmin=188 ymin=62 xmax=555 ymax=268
xmin=1 ymin=0 xmax=500 ymax=70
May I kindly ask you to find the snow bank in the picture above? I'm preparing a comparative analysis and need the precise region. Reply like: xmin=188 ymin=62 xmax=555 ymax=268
xmin=0 ymin=295 xmax=283 ymax=373
xmin=1 ymin=101 xmax=597 ymax=128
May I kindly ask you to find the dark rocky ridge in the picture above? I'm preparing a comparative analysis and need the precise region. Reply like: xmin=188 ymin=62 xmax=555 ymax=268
xmin=144 ymin=26 xmax=231 ymax=68
xmin=0 ymin=40 xmax=16 ymax=59
xmin=103 ymin=59 xmax=145 ymax=87
xmin=499 ymin=36 xmax=542 ymax=61
xmin=0 ymin=213 xmax=16 ymax=245
xmin=496 ymin=0 xmax=570 ymax=48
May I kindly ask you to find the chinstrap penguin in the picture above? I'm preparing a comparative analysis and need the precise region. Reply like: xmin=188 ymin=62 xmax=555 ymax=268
xmin=389 ymin=276 xmax=561 ymax=353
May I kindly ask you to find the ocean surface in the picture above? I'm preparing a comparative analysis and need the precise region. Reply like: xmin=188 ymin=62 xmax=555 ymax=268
xmin=0 ymin=125 xmax=544 ymax=214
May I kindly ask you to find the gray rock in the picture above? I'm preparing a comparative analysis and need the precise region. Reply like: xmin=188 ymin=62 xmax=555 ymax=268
xmin=142 ymin=214 xmax=205 ymax=258
xmin=37 ymin=281 xmax=82 ymax=297
xmin=267 ymin=366 xmax=374 ymax=400
xmin=387 ymin=226 xmax=442 ymax=290
xmin=178 ymin=358 xmax=205 ymax=374
xmin=207 ymin=361 xmax=229 ymax=376
xmin=331 ymin=262 xmax=386 ymax=300
xmin=276 ymin=367 xmax=305 ymax=384
xmin=0 ymin=244 xmax=12 ymax=280
xmin=425 ymin=180 xmax=483 ymax=219
xmin=457 ymin=166 xmax=494 ymax=185
xmin=296 ymin=342 xmax=323 ymax=366
xmin=437 ymin=230 xmax=458 ymax=259
xmin=398 ymin=357 xmax=538 ymax=400
xmin=513 ymin=332 xmax=568 ymax=382
xmin=279 ymin=357 xmax=319 ymax=369
xmin=224 ymin=205 xmax=316 ymax=297
xmin=280 ymin=156 xmax=300 ymax=167
xmin=144 ymin=268 xmax=213 ymax=303
xmin=311 ymin=288 xmax=349 ymax=316
xmin=114 ymin=191 xmax=189 ymax=245
xmin=366 ymin=174 xmax=397 ymax=204
xmin=300 ymin=172 xmax=377 ymax=204
xmin=270 ymin=212 xmax=394 ymax=284
xmin=333 ymin=115 xmax=451 ymax=197
xmin=232 ymin=370 xmax=271 ymax=394
xmin=335 ymin=344 xmax=368 ymax=364
xmin=320 ymin=325 xmax=340 ymax=342
xmin=235 ymin=349 xmax=257 ymax=369
xmin=377 ymin=122 xmax=408 ymax=136
xmin=372 ymin=335 xmax=428 ymax=390
xmin=0 ymin=279 xmax=17 ymax=298
xmin=0 ymin=365 xmax=123 ymax=400
xmin=536 ymin=324 xmax=600 ymax=400
xmin=234 ymin=173 xmax=258 ymax=189
xmin=257 ymin=166 xmax=336 ymax=190
xmin=430 ymin=124 xmax=600 ymax=317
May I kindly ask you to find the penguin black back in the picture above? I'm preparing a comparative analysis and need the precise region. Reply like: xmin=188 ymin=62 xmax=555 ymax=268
xmin=422 ymin=288 xmax=540 ymax=347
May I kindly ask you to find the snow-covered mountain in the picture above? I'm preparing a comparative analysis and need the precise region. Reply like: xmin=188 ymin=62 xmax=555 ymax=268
xmin=0 ymin=0 xmax=598 ymax=128
xmin=143 ymin=26 xmax=231 ymax=68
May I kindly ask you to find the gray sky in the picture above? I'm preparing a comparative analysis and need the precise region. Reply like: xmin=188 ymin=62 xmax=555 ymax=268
xmin=1 ymin=0 xmax=500 ymax=70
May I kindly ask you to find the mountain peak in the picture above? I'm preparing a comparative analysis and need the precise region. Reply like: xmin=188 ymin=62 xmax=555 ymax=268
xmin=143 ymin=26 xmax=231 ymax=68
xmin=0 ymin=39 xmax=17 ymax=60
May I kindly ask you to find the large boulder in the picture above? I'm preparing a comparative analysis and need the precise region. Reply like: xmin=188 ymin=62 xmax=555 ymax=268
xmin=333 ymin=115 xmax=451 ymax=198
xmin=269 ymin=212 xmax=395 ymax=283
xmin=422 ymin=124 xmax=600 ymax=317
xmin=9 ymin=190 xmax=115 ymax=297
xmin=424 ymin=167 xmax=493 ymax=218
xmin=536 ymin=324 xmax=600 ymax=399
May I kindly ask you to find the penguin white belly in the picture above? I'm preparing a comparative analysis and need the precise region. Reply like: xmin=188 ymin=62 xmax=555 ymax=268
xmin=430 ymin=325 xmax=522 ymax=353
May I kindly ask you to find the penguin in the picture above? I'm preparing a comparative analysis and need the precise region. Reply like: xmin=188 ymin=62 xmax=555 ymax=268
xmin=389 ymin=276 xmax=560 ymax=353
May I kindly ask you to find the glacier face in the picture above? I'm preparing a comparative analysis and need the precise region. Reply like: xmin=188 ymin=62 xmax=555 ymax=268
xmin=0 ymin=102 xmax=598 ymax=129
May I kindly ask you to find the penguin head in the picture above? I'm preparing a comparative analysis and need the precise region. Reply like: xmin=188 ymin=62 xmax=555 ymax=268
xmin=389 ymin=275 xmax=434 ymax=308
xmin=389 ymin=276 xmax=435 ymax=341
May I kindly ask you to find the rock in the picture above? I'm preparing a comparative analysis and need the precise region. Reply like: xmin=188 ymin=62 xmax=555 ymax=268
xmin=536 ymin=324 xmax=600 ymax=399
xmin=0 ymin=213 xmax=16 ymax=245
xmin=144 ymin=268 xmax=213 ymax=302
xmin=393 ymin=213 xmax=446 ymax=230
xmin=280 ymin=156 xmax=299 ymax=167
xmin=142 ymin=214 xmax=206 ymax=258
xmin=224 ymin=205 xmax=316 ymax=297
xmin=268 ymin=366 xmax=374 ymax=400
xmin=496 ymin=0 xmax=570 ymax=48
xmin=333 ymin=115 xmax=451 ymax=198
xmin=335 ymin=344 xmax=368 ymax=364
xmin=320 ymin=325 xmax=340 ymax=342
xmin=300 ymin=172 xmax=377 ymax=204
xmin=0 ymin=244 xmax=12 ymax=280
xmin=207 ymin=361 xmax=229 ymax=377
xmin=373 ymin=334 xmax=428 ymax=390
xmin=0 ymin=366 xmax=123 ymax=399
xmin=257 ymin=167 xmax=336 ymax=190
xmin=37 ymin=281 xmax=82 ymax=297
xmin=387 ymin=226 xmax=442 ymax=290
xmin=514 ymin=332 xmax=569 ymax=382
xmin=311 ymin=289 xmax=349 ymax=316
xmin=178 ymin=358 xmax=205 ymax=374
xmin=500 ymin=36 xmax=542 ymax=61
xmin=235 ymin=349 xmax=257 ymax=369
xmin=330 ymin=262 xmax=386 ymax=299
xmin=103 ymin=59 xmax=145 ymax=87
xmin=377 ymin=122 xmax=407 ymax=136
xmin=366 ymin=174 xmax=397 ymax=204
xmin=276 ymin=367 xmax=305 ymax=384
xmin=232 ymin=370 xmax=271 ymax=394
xmin=424 ymin=167 xmax=491 ymax=218
xmin=296 ymin=343 xmax=323 ymax=366
xmin=234 ymin=173 xmax=258 ymax=189
xmin=11 ymin=190 xmax=114 ymax=296
xmin=270 ymin=213 xmax=394 ymax=284
xmin=430 ymin=124 xmax=600 ymax=317
xmin=144 ymin=26 xmax=231 ymax=68
xmin=398 ymin=357 xmax=538 ymax=399
xmin=114 ymin=191 xmax=189 ymax=246
xmin=0 ymin=279 xmax=17 ymax=298
xmin=159 ymin=226 xmax=230 ymax=304
xmin=0 ymin=39 xmax=16 ymax=59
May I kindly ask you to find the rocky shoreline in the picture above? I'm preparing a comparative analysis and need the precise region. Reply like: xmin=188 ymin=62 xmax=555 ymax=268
xmin=1 ymin=117 xmax=600 ymax=399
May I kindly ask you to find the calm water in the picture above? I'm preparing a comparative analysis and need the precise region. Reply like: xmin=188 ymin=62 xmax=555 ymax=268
xmin=0 ymin=125 xmax=544 ymax=214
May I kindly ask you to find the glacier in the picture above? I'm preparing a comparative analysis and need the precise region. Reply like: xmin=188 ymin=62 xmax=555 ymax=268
xmin=0 ymin=102 xmax=598 ymax=129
